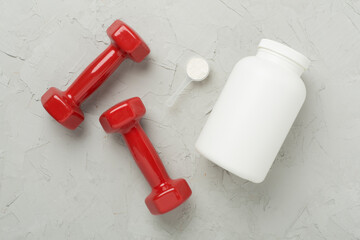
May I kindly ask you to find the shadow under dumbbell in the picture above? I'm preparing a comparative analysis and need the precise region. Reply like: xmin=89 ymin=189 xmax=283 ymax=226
xmin=45 ymin=114 xmax=86 ymax=138
xmin=155 ymin=196 xmax=195 ymax=232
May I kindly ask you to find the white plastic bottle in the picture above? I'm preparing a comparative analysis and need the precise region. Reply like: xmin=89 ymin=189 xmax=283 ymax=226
xmin=196 ymin=39 xmax=310 ymax=183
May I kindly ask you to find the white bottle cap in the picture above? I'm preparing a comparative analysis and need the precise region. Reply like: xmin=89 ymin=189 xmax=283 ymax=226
xmin=258 ymin=39 xmax=311 ymax=70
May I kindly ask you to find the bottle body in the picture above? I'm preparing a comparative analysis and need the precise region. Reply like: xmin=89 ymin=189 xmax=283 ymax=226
xmin=196 ymin=39 xmax=309 ymax=183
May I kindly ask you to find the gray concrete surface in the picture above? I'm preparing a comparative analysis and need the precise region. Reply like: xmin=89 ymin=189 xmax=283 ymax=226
xmin=1 ymin=0 xmax=360 ymax=239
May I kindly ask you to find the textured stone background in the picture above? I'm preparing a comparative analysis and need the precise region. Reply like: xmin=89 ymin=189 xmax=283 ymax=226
xmin=1 ymin=0 xmax=360 ymax=239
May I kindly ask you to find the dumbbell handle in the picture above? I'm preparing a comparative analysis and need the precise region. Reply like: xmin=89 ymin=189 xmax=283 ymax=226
xmin=122 ymin=122 xmax=170 ymax=188
xmin=66 ymin=44 xmax=125 ymax=105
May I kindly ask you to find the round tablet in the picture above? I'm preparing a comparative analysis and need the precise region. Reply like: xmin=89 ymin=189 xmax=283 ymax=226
xmin=186 ymin=57 xmax=210 ymax=81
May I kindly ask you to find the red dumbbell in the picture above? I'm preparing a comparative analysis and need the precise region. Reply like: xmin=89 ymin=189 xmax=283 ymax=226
xmin=41 ymin=20 xmax=150 ymax=130
xmin=99 ymin=97 xmax=192 ymax=215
